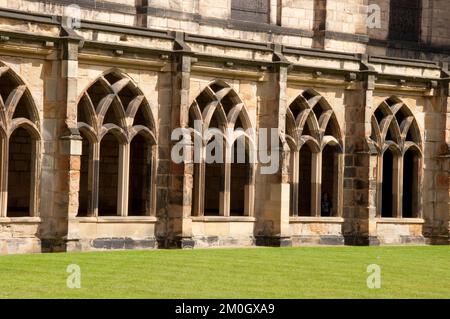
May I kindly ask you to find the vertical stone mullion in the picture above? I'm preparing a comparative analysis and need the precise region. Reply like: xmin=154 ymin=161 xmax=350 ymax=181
xmin=395 ymin=153 xmax=403 ymax=218
xmin=336 ymin=152 xmax=344 ymax=217
xmin=91 ymin=142 xmax=100 ymax=217
xmin=29 ymin=140 xmax=41 ymax=217
xmin=245 ymin=163 xmax=255 ymax=216
xmin=117 ymin=143 xmax=130 ymax=217
xmin=0 ymin=138 xmax=8 ymax=218
xmin=192 ymin=144 xmax=206 ymax=217
xmin=311 ymin=151 xmax=322 ymax=217
xmin=149 ymin=144 xmax=158 ymax=217
xmin=222 ymin=144 xmax=231 ymax=217
xmin=198 ymin=159 xmax=205 ymax=217
xmin=376 ymin=154 xmax=383 ymax=218
xmin=291 ymin=150 xmax=299 ymax=216
xmin=416 ymin=156 xmax=424 ymax=219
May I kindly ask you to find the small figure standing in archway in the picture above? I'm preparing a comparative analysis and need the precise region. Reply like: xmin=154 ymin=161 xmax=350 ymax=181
xmin=321 ymin=192 xmax=332 ymax=217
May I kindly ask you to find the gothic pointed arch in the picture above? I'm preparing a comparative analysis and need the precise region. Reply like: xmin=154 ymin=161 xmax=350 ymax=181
xmin=369 ymin=97 xmax=423 ymax=218
xmin=76 ymin=69 xmax=157 ymax=217
xmin=189 ymin=80 xmax=255 ymax=217
xmin=0 ymin=62 xmax=41 ymax=218
xmin=286 ymin=90 xmax=343 ymax=217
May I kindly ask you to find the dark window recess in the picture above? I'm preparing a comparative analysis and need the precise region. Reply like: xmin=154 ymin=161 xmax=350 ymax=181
xmin=231 ymin=0 xmax=270 ymax=23
xmin=389 ymin=0 xmax=422 ymax=42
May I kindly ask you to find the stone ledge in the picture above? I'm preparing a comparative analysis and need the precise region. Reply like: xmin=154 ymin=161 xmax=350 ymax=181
xmin=375 ymin=218 xmax=425 ymax=224
xmin=0 ymin=217 xmax=41 ymax=224
xmin=289 ymin=217 xmax=345 ymax=223
xmin=76 ymin=216 xmax=157 ymax=223
xmin=191 ymin=216 xmax=256 ymax=223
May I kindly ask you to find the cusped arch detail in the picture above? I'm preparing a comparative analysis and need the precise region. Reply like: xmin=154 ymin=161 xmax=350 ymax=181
xmin=76 ymin=69 xmax=157 ymax=142
xmin=0 ymin=62 xmax=40 ymax=136
xmin=286 ymin=90 xmax=342 ymax=149
xmin=189 ymin=80 xmax=254 ymax=133
xmin=369 ymin=97 xmax=422 ymax=153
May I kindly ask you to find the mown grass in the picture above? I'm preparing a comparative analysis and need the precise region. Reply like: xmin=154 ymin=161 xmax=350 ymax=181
xmin=0 ymin=246 xmax=449 ymax=298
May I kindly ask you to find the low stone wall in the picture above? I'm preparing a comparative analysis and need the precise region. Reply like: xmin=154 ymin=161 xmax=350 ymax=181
xmin=375 ymin=219 xmax=425 ymax=245
xmin=0 ymin=218 xmax=42 ymax=254
xmin=190 ymin=217 xmax=256 ymax=248
xmin=66 ymin=217 xmax=158 ymax=251
xmin=289 ymin=217 xmax=345 ymax=246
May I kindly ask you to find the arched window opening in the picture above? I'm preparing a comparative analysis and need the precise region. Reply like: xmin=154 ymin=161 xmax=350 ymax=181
xmin=287 ymin=91 xmax=343 ymax=218
xmin=230 ymin=139 xmax=251 ymax=216
xmin=370 ymin=97 xmax=422 ymax=219
xmin=381 ymin=149 xmax=394 ymax=218
xmin=189 ymin=81 xmax=253 ymax=218
xmin=0 ymin=66 xmax=41 ymax=219
xmin=77 ymin=131 xmax=90 ymax=217
xmin=98 ymin=133 xmax=120 ymax=216
xmin=403 ymin=149 xmax=420 ymax=218
xmin=7 ymin=128 xmax=32 ymax=217
xmin=129 ymin=134 xmax=152 ymax=216
xmin=321 ymin=144 xmax=339 ymax=217
xmin=298 ymin=145 xmax=312 ymax=216
xmin=204 ymin=161 xmax=222 ymax=216
xmin=203 ymin=136 xmax=224 ymax=216
xmin=76 ymin=70 xmax=157 ymax=218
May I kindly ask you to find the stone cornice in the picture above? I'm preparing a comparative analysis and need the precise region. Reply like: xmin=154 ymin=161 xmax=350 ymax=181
xmin=0 ymin=8 xmax=448 ymax=86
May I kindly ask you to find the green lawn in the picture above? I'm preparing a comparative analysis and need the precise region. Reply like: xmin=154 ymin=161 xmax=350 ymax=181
xmin=0 ymin=246 xmax=449 ymax=299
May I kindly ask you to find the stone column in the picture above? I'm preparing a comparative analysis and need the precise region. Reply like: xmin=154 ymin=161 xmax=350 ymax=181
xmin=167 ymin=33 xmax=195 ymax=248
xmin=60 ymin=25 xmax=83 ymax=252
xmin=423 ymin=66 xmax=450 ymax=244
xmin=255 ymin=46 xmax=291 ymax=246
xmin=342 ymin=56 xmax=379 ymax=245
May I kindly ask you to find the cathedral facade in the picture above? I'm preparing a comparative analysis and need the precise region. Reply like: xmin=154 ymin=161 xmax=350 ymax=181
xmin=0 ymin=0 xmax=448 ymax=253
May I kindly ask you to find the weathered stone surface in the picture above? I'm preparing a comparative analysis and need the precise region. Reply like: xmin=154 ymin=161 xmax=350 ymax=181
xmin=0 ymin=1 xmax=449 ymax=254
